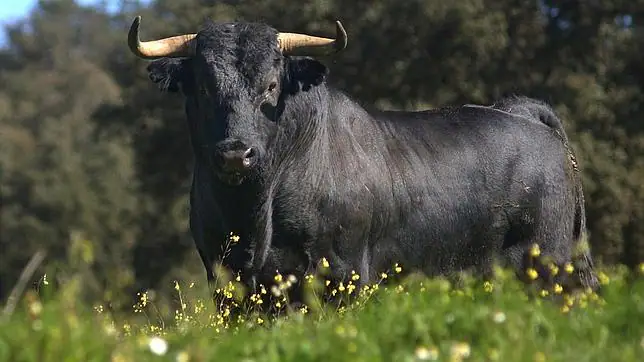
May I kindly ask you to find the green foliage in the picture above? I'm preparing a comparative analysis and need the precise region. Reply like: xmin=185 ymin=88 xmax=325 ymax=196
xmin=1 ymin=266 xmax=643 ymax=361
xmin=1 ymin=0 xmax=643 ymax=311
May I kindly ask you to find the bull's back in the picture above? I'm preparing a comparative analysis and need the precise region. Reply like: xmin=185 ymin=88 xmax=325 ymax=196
xmin=350 ymin=104 xmax=573 ymax=275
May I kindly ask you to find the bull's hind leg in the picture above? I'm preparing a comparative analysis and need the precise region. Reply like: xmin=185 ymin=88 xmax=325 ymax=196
xmin=501 ymin=197 xmax=596 ymax=293
xmin=502 ymin=241 xmax=573 ymax=293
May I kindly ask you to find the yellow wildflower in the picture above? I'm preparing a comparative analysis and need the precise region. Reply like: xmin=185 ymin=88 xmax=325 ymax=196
xmin=534 ymin=351 xmax=546 ymax=362
xmin=553 ymin=284 xmax=563 ymax=294
xmin=394 ymin=263 xmax=402 ymax=273
xmin=347 ymin=284 xmax=356 ymax=294
xmin=526 ymin=268 xmax=539 ymax=280
xmin=28 ymin=300 xmax=43 ymax=317
xmin=176 ymin=351 xmax=190 ymax=362
xmin=351 ymin=270 xmax=360 ymax=281
xmin=348 ymin=342 xmax=357 ymax=353
xmin=529 ymin=243 xmax=541 ymax=257
xmin=321 ymin=257 xmax=330 ymax=268
xmin=564 ymin=263 xmax=574 ymax=274
xmin=450 ymin=342 xmax=471 ymax=359
xmin=548 ymin=263 xmax=559 ymax=276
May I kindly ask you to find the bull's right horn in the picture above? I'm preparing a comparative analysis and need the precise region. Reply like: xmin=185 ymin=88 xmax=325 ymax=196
xmin=128 ymin=16 xmax=197 ymax=59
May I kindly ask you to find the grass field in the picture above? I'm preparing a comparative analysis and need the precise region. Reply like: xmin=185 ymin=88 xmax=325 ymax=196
xmin=1 ymin=263 xmax=643 ymax=362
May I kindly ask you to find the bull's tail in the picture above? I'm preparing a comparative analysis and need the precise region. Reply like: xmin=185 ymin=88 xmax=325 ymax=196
xmin=549 ymin=101 xmax=600 ymax=292
xmin=547 ymin=102 xmax=600 ymax=292
xmin=569 ymin=174 xmax=600 ymax=292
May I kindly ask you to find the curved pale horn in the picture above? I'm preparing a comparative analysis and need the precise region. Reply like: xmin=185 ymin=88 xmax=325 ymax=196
xmin=128 ymin=16 xmax=197 ymax=59
xmin=277 ymin=21 xmax=348 ymax=56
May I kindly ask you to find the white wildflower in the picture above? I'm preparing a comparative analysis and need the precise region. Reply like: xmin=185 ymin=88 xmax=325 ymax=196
xmin=415 ymin=346 xmax=439 ymax=360
xmin=148 ymin=336 xmax=168 ymax=356
xmin=492 ymin=311 xmax=506 ymax=324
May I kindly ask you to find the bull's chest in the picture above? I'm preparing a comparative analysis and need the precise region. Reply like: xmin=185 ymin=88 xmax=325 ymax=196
xmin=271 ymin=185 xmax=375 ymax=243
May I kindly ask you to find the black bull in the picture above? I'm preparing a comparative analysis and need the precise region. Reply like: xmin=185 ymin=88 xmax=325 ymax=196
xmin=128 ymin=17 xmax=600 ymax=300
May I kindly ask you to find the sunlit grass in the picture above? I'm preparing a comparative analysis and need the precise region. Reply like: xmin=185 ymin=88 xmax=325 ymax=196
xmin=1 ymin=260 xmax=643 ymax=361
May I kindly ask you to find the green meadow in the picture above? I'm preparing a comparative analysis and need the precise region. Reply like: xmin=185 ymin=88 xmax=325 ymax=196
xmin=1 ymin=263 xmax=643 ymax=362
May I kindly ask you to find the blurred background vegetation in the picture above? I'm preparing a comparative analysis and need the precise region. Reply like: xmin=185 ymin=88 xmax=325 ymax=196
xmin=1 ymin=0 xmax=643 ymax=314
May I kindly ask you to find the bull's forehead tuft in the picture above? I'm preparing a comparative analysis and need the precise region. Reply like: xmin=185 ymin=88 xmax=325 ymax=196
xmin=195 ymin=21 xmax=282 ymax=89
xmin=196 ymin=21 xmax=280 ymax=60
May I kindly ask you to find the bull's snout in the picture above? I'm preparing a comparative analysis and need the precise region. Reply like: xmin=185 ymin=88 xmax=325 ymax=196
xmin=221 ymin=147 xmax=255 ymax=171
xmin=213 ymin=139 xmax=258 ymax=176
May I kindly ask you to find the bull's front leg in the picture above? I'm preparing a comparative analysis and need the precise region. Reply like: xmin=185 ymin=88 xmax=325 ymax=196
xmin=189 ymin=210 xmax=220 ymax=295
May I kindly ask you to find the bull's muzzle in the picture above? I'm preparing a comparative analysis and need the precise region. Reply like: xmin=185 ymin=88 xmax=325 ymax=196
xmin=218 ymin=147 xmax=255 ymax=171
xmin=212 ymin=140 xmax=258 ymax=185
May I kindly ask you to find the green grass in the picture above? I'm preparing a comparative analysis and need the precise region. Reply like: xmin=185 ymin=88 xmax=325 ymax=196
xmin=1 ymin=264 xmax=643 ymax=362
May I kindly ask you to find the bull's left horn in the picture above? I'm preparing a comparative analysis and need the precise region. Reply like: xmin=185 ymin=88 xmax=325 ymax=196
xmin=128 ymin=16 xmax=197 ymax=59
xmin=277 ymin=21 xmax=348 ymax=56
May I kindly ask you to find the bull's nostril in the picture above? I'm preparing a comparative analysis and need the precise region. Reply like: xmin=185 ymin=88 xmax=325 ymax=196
xmin=242 ymin=147 xmax=256 ymax=167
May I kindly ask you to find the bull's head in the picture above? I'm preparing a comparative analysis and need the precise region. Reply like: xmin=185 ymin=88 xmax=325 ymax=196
xmin=128 ymin=16 xmax=347 ymax=185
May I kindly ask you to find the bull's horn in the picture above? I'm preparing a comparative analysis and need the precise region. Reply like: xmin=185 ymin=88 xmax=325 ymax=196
xmin=128 ymin=16 xmax=197 ymax=59
xmin=277 ymin=21 xmax=347 ymax=56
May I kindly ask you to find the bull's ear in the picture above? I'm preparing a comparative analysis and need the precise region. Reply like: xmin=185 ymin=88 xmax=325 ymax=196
xmin=146 ymin=58 xmax=193 ymax=94
xmin=287 ymin=57 xmax=329 ymax=91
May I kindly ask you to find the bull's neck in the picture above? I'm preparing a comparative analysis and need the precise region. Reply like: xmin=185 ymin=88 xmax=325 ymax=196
xmin=270 ymin=83 xmax=374 ymax=178
xmin=278 ymin=82 xmax=368 ymax=136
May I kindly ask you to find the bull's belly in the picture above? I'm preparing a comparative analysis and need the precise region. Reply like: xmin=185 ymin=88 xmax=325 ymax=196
xmin=270 ymin=180 xmax=524 ymax=282
xmin=368 ymin=218 xmax=507 ymax=279
xmin=370 ymin=226 xmax=504 ymax=277
xmin=279 ymin=205 xmax=511 ymax=283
